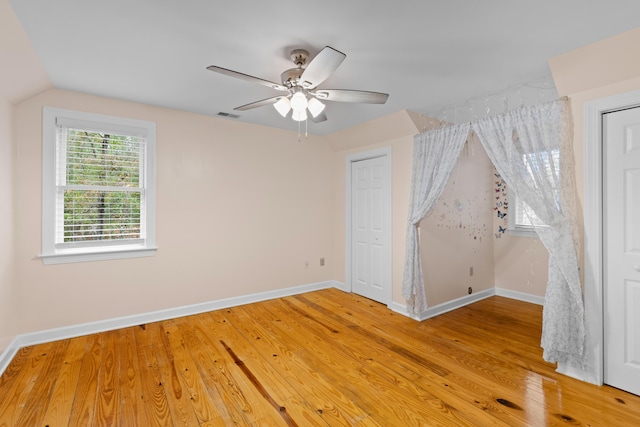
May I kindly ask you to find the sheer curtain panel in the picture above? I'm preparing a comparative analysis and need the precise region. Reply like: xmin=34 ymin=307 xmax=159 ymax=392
xmin=402 ymin=123 xmax=470 ymax=314
xmin=472 ymin=98 xmax=585 ymax=368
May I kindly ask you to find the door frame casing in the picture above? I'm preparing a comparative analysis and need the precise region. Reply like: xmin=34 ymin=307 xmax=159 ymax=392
xmin=573 ymin=89 xmax=640 ymax=385
xmin=344 ymin=147 xmax=392 ymax=305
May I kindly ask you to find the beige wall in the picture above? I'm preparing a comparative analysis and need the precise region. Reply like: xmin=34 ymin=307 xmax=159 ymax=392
xmin=420 ymin=136 xmax=495 ymax=305
xmin=11 ymin=88 xmax=336 ymax=336
xmin=0 ymin=0 xmax=51 ymax=103
xmin=0 ymin=98 xmax=15 ymax=350
xmin=492 ymin=166 xmax=549 ymax=297
xmin=549 ymin=26 xmax=640 ymax=274
xmin=493 ymin=232 xmax=548 ymax=296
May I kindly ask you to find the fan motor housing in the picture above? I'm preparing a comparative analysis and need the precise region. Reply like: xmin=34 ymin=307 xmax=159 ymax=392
xmin=281 ymin=68 xmax=304 ymax=87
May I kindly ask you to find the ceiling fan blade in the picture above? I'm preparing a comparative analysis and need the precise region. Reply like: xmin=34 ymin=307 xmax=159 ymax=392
xmin=233 ymin=96 xmax=287 ymax=111
xmin=310 ymin=111 xmax=328 ymax=123
xmin=299 ymin=46 xmax=346 ymax=89
xmin=206 ymin=65 xmax=288 ymax=92
xmin=311 ymin=89 xmax=389 ymax=104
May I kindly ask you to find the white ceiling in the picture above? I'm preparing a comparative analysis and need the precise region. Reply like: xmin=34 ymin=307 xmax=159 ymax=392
xmin=8 ymin=0 xmax=640 ymax=135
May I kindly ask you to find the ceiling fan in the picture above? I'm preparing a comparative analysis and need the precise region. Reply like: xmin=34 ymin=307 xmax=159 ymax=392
xmin=206 ymin=46 xmax=389 ymax=123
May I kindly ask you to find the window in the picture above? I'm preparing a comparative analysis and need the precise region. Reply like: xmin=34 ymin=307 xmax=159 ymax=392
xmin=42 ymin=107 xmax=156 ymax=264
xmin=508 ymin=148 xmax=559 ymax=237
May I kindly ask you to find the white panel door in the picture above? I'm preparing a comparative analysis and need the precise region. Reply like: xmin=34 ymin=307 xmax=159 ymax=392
xmin=351 ymin=156 xmax=388 ymax=304
xmin=604 ymin=106 xmax=640 ymax=396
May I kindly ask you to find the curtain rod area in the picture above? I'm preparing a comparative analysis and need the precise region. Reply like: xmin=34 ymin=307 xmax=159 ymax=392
xmin=417 ymin=73 xmax=559 ymax=131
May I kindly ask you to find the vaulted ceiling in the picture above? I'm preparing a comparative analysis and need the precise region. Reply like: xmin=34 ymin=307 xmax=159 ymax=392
xmin=7 ymin=0 xmax=640 ymax=134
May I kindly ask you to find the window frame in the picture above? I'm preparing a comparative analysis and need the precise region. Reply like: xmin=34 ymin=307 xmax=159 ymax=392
xmin=507 ymin=146 xmax=559 ymax=238
xmin=41 ymin=107 xmax=157 ymax=264
xmin=507 ymin=190 xmax=537 ymax=237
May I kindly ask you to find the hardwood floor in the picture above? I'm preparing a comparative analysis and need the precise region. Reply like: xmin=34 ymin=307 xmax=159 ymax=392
xmin=1 ymin=288 xmax=639 ymax=426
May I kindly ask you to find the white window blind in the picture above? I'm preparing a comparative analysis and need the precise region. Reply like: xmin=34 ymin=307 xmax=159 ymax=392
xmin=509 ymin=148 xmax=559 ymax=236
xmin=42 ymin=107 xmax=156 ymax=264
xmin=55 ymin=125 xmax=145 ymax=246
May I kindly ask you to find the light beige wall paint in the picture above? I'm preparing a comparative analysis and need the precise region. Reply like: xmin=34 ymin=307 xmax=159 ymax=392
xmin=549 ymin=27 xmax=640 ymax=98
xmin=0 ymin=0 xmax=50 ymax=352
xmin=493 ymin=233 xmax=548 ymax=296
xmin=492 ymin=168 xmax=548 ymax=297
xmin=0 ymin=98 xmax=15 ymax=351
xmin=12 ymin=88 xmax=336 ymax=335
xmin=0 ymin=0 xmax=51 ymax=103
xmin=549 ymin=26 xmax=640 ymax=273
xmin=420 ymin=136 xmax=495 ymax=305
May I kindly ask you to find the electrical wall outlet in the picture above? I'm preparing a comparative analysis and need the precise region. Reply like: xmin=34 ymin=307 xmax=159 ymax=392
xmin=320 ymin=257 xmax=325 ymax=266
xmin=468 ymin=286 xmax=473 ymax=294
xmin=470 ymin=266 xmax=474 ymax=276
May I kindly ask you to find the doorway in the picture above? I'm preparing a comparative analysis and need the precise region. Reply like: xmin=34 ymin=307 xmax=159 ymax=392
xmin=603 ymin=106 xmax=640 ymax=395
xmin=345 ymin=147 xmax=392 ymax=305
xmin=583 ymin=89 xmax=640 ymax=394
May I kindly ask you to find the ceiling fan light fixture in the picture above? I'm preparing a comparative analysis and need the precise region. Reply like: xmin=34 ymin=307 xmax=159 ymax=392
xmin=273 ymin=97 xmax=291 ymax=117
xmin=292 ymin=109 xmax=307 ymax=122
xmin=290 ymin=91 xmax=308 ymax=112
xmin=307 ymin=97 xmax=325 ymax=118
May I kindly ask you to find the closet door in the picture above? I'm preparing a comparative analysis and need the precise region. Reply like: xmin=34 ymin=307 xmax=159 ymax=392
xmin=351 ymin=156 xmax=390 ymax=304
xmin=603 ymin=106 xmax=640 ymax=396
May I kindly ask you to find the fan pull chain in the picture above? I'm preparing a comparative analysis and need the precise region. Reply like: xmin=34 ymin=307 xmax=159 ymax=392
xmin=296 ymin=118 xmax=309 ymax=142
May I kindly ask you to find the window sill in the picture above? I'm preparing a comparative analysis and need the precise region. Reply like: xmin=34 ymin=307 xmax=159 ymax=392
xmin=40 ymin=246 xmax=157 ymax=265
xmin=508 ymin=226 xmax=538 ymax=238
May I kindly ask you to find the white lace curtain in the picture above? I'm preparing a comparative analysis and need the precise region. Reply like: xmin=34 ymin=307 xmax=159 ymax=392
xmin=402 ymin=123 xmax=470 ymax=313
xmin=403 ymin=98 xmax=585 ymax=368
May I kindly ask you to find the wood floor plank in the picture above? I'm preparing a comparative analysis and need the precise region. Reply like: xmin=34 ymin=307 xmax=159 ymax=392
xmin=229 ymin=303 xmax=382 ymax=426
xmin=196 ymin=310 xmax=298 ymax=426
xmin=282 ymin=296 xmax=503 ymax=423
xmin=146 ymin=321 xmax=201 ymax=427
xmin=67 ymin=333 xmax=102 ymax=426
xmin=291 ymin=292 xmax=573 ymax=426
xmin=0 ymin=342 xmax=55 ymax=426
xmin=94 ymin=330 xmax=121 ymax=427
xmin=205 ymin=308 xmax=330 ymax=426
xmin=263 ymin=297 xmax=489 ymax=426
xmin=176 ymin=319 xmax=258 ymax=425
xmin=184 ymin=312 xmax=285 ymax=425
xmin=117 ymin=327 xmax=148 ymax=427
xmin=0 ymin=346 xmax=33 ymax=394
xmin=14 ymin=339 xmax=71 ymax=426
xmin=133 ymin=325 xmax=174 ymax=427
xmin=2 ymin=289 xmax=640 ymax=426
xmin=159 ymin=319 xmax=228 ymax=426
xmin=290 ymin=294 xmax=522 ymax=416
xmin=40 ymin=336 xmax=88 ymax=427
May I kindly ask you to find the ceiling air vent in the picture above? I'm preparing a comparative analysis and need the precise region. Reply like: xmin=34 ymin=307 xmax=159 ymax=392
xmin=217 ymin=112 xmax=240 ymax=119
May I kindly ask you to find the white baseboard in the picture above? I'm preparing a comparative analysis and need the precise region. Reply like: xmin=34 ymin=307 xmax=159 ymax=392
xmin=494 ymin=288 xmax=544 ymax=306
xmin=388 ymin=287 xmax=544 ymax=321
xmin=332 ymin=280 xmax=349 ymax=293
xmin=0 ymin=337 xmax=21 ymax=378
xmin=0 ymin=280 xmax=340 ymax=377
